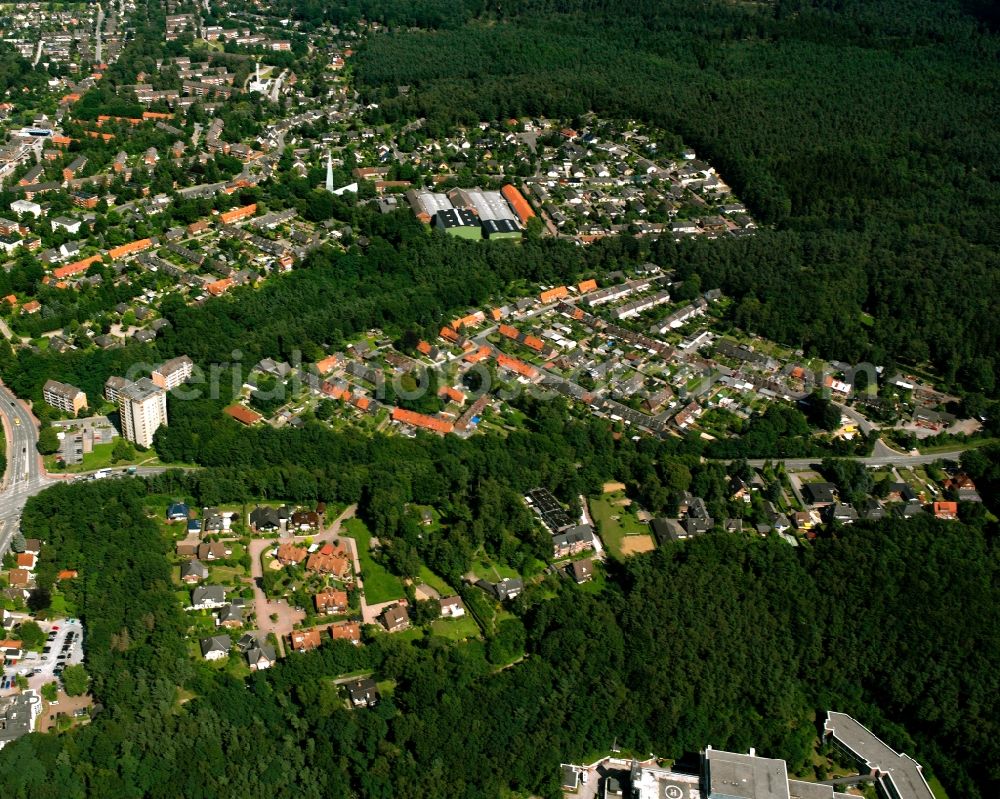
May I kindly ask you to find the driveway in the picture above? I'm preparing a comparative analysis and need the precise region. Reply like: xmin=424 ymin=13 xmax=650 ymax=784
xmin=247 ymin=504 xmax=357 ymax=653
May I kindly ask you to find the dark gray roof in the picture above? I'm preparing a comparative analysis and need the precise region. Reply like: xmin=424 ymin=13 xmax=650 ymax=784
xmin=199 ymin=635 xmax=231 ymax=656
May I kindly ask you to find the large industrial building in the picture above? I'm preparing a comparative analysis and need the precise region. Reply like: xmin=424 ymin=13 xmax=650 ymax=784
xmin=433 ymin=208 xmax=481 ymax=239
xmin=406 ymin=185 xmax=528 ymax=239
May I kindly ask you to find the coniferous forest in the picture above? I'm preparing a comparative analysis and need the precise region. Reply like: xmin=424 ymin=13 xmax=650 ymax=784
xmin=344 ymin=0 xmax=1000 ymax=395
xmin=0 ymin=446 xmax=998 ymax=798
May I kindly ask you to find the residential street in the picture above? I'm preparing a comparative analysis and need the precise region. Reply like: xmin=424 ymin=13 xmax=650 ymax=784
xmin=247 ymin=504 xmax=357 ymax=653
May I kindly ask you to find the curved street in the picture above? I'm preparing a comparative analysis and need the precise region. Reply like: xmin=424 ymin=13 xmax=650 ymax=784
xmin=0 ymin=381 xmax=59 ymax=555
xmin=247 ymin=504 xmax=359 ymax=653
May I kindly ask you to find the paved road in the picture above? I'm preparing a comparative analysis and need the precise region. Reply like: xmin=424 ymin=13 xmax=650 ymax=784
xmin=746 ymin=447 xmax=967 ymax=470
xmin=0 ymin=382 xmax=59 ymax=556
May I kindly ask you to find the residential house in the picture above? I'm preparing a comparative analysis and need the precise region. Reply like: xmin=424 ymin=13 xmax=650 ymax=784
xmin=289 ymin=628 xmax=322 ymax=652
xmin=933 ymin=501 xmax=958 ymax=521
xmin=570 ymin=559 xmax=594 ymax=584
xmin=276 ymin=543 xmax=307 ymax=566
xmin=190 ymin=585 xmax=227 ymax=610
xmin=7 ymin=570 xmax=30 ymax=588
xmin=380 ymin=604 xmax=410 ymax=633
xmin=250 ymin=505 xmax=281 ymax=532
xmin=166 ymin=501 xmax=189 ymax=522
xmin=479 ymin=577 xmax=523 ymax=602
xmin=199 ymin=635 xmax=231 ymax=661
xmin=246 ymin=643 xmax=276 ymax=670
xmin=439 ymin=596 xmax=466 ymax=618
xmin=198 ymin=542 xmax=232 ymax=561
xmin=347 ymin=678 xmax=378 ymax=708
xmin=290 ymin=510 xmax=320 ymax=531
xmin=552 ymin=524 xmax=595 ymax=558
xmin=306 ymin=542 xmax=350 ymax=578
xmin=804 ymin=482 xmax=838 ymax=506
xmin=329 ymin=621 xmax=361 ymax=645
xmin=315 ymin=589 xmax=348 ymax=615
xmin=15 ymin=553 xmax=35 ymax=570
xmin=216 ymin=601 xmax=245 ymax=629
xmin=829 ymin=503 xmax=859 ymax=524
xmin=180 ymin=560 xmax=208 ymax=584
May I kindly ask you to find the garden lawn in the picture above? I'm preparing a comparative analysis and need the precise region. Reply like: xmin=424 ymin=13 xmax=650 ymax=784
xmin=341 ymin=518 xmax=405 ymax=604
xmin=430 ymin=614 xmax=481 ymax=641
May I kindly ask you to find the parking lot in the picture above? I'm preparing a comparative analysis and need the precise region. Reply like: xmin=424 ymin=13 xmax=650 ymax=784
xmin=1 ymin=618 xmax=84 ymax=693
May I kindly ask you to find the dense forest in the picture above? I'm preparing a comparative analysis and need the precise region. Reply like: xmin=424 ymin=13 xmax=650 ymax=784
xmin=343 ymin=0 xmax=1000 ymax=396
xmin=0 ymin=474 xmax=996 ymax=798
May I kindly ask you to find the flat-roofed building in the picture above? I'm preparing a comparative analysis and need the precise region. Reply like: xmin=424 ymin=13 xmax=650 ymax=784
xmin=704 ymin=747 xmax=790 ymax=799
xmin=823 ymin=712 xmax=934 ymax=799
xmin=42 ymin=379 xmax=87 ymax=415
xmin=117 ymin=377 xmax=168 ymax=448
xmin=104 ymin=375 xmax=131 ymax=404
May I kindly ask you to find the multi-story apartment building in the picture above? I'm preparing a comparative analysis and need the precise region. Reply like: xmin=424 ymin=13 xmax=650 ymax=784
xmin=151 ymin=355 xmax=193 ymax=390
xmin=42 ymin=379 xmax=87 ymax=415
xmin=117 ymin=377 xmax=168 ymax=448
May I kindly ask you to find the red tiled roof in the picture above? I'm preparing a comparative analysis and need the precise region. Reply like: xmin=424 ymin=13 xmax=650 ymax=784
xmin=224 ymin=404 xmax=262 ymax=425
xmin=501 ymin=184 xmax=535 ymax=225
xmin=539 ymin=286 xmax=568 ymax=303
xmin=391 ymin=407 xmax=454 ymax=434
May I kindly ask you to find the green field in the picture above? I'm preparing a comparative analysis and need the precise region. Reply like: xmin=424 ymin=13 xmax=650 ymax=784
xmin=470 ymin=555 xmax=519 ymax=582
xmin=341 ymin=518 xmax=405 ymax=604
xmin=417 ymin=565 xmax=454 ymax=595
xmin=431 ymin=614 xmax=481 ymax=641
xmin=588 ymin=493 xmax=651 ymax=561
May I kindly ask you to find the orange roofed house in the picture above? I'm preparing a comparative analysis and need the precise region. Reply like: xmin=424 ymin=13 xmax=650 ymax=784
xmin=933 ymin=501 xmax=958 ymax=520
xmin=108 ymin=239 xmax=153 ymax=260
xmin=53 ymin=255 xmax=102 ymax=280
xmin=315 ymin=589 xmax=348 ymax=614
xmin=330 ymin=621 xmax=361 ymax=645
xmin=391 ymin=407 xmax=454 ymax=435
xmin=217 ymin=204 xmax=257 ymax=225
xmin=16 ymin=552 xmax=36 ymax=569
xmin=290 ymin=628 xmax=322 ymax=652
xmin=539 ymin=286 xmax=568 ymax=303
xmin=276 ymin=543 xmax=307 ymax=566
xmin=495 ymin=353 xmax=540 ymax=380
xmin=306 ymin=542 xmax=351 ymax=577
